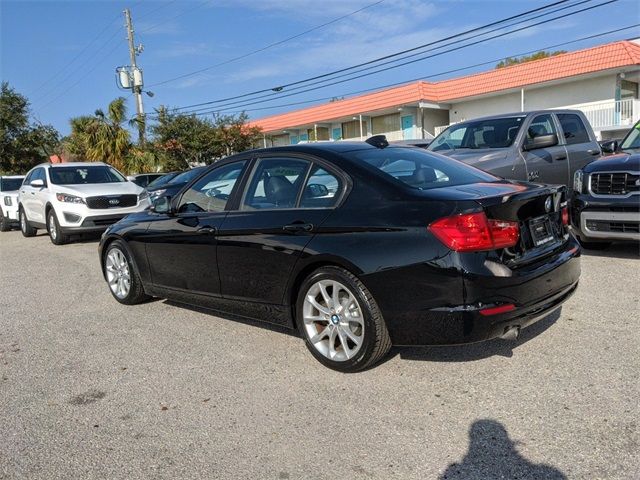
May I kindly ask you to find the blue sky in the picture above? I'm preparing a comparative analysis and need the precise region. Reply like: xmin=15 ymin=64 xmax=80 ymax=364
xmin=1 ymin=0 xmax=638 ymax=135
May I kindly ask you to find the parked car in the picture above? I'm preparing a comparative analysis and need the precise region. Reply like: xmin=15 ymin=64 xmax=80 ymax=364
xmin=143 ymin=166 xmax=207 ymax=203
xmin=0 ymin=175 xmax=25 ymax=231
xmin=145 ymin=171 xmax=180 ymax=190
xmin=571 ymin=120 xmax=640 ymax=248
xmin=427 ymin=110 xmax=601 ymax=190
xmin=127 ymin=173 xmax=166 ymax=188
xmin=18 ymin=162 xmax=150 ymax=245
xmin=99 ymin=138 xmax=581 ymax=372
xmin=599 ymin=120 xmax=640 ymax=155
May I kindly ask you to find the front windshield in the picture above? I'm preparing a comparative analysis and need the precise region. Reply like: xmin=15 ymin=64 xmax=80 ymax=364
xmin=170 ymin=167 xmax=205 ymax=184
xmin=49 ymin=166 xmax=126 ymax=185
xmin=147 ymin=172 xmax=178 ymax=189
xmin=429 ymin=117 xmax=525 ymax=152
xmin=620 ymin=122 xmax=640 ymax=150
xmin=349 ymin=147 xmax=497 ymax=190
xmin=1 ymin=177 xmax=24 ymax=191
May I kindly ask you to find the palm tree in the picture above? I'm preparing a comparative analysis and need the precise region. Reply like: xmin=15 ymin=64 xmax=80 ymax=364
xmin=87 ymin=97 xmax=132 ymax=172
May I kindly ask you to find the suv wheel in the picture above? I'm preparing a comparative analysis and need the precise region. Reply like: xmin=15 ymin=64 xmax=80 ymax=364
xmin=104 ymin=240 xmax=149 ymax=305
xmin=19 ymin=208 xmax=37 ymax=237
xmin=47 ymin=210 xmax=69 ymax=245
xmin=297 ymin=266 xmax=392 ymax=372
xmin=0 ymin=209 xmax=11 ymax=232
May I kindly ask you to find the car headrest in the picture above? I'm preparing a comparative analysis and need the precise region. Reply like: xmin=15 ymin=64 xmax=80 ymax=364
xmin=482 ymin=130 xmax=496 ymax=146
xmin=412 ymin=167 xmax=437 ymax=184
xmin=265 ymin=176 xmax=296 ymax=206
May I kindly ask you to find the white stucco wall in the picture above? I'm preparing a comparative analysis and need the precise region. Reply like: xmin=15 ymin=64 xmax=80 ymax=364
xmin=447 ymin=74 xmax=618 ymax=123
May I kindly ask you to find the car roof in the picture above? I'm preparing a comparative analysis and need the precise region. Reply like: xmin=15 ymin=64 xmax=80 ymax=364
xmin=0 ymin=175 xmax=25 ymax=179
xmin=31 ymin=161 xmax=109 ymax=169
xmin=246 ymin=141 xmax=384 ymax=157
xmin=455 ymin=109 xmax=584 ymax=123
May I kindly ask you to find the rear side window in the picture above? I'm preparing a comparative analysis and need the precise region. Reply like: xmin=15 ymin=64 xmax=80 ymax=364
xmin=242 ymin=158 xmax=310 ymax=210
xmin=557 ymin=113 xmax=590 ymax=144
xmin=349 ymin=147 xmax=497 ymax=190
xmin=300 ymin=165 xmax=342 ymax=208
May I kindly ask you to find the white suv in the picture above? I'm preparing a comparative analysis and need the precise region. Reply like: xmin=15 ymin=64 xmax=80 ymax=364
xmin=18 ymin=162 xmax=150 ymax=245
xmin=0 ymin=175 xmax=25 ymax=231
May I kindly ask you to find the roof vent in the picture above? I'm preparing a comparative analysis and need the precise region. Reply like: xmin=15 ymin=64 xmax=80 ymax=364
xmin=365 ymin=135 xmax=389 ymax=149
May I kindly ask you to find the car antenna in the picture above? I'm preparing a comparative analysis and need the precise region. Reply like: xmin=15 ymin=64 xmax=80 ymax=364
xmin=365 ymin=135 xmax=389 ymax=149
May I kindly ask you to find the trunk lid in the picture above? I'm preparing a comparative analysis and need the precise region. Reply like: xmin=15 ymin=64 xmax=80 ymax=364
xmin=423 ymin=181 xmax=569 ymax=263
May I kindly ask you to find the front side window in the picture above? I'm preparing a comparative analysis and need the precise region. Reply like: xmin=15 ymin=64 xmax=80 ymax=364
xmin=300 ymin=165 xmax=342 ymax=208
xmin=49 ymin=166 xmax=126 ymax=185
xmin=620 ymin=122 xmax=640 ymax=150
xmin=429 ymin=117 xmax=524 ymax=151
xmin=242 ymin=158 xmax=310 ymax=210
xmin=178 ymin=161 xmax=247 ymax=214
xmin=527 ymin=114 xmax=557 ymax=140
xmin=557 ymin=113 xmax=590 ymax=145
xmin=350 ymin=147 xmax=497 ymax=190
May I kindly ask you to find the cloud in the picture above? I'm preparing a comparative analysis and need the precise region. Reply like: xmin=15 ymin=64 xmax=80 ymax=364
xmin=156 ymin=42 xmax=220 ymax=59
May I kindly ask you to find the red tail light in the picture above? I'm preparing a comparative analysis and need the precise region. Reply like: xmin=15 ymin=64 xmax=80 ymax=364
xmin=479 ymin=303 xmax=516 ymax=316
xmin=429 ymin=212 xmax=519 ymax=252
xmin=561 ymin=206 xmax=569 ymax=226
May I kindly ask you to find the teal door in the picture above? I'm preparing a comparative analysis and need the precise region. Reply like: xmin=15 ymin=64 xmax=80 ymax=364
xmin=401 ymin=115 xmax=414 ymax=139
xmin=290 ymin=135 xmax=299 ymax=145
xmin=332 ymin=127 xmax=342 ymax=141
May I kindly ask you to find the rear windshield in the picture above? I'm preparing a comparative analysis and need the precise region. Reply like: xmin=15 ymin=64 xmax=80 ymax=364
xmin=429 ymin=117 xmax=525 ymax=151
xmin=49 ymin=166 xmax=126 ymax=185
xmin=170 ymin=167 xmax=206 ymax=185
xmin=147 ymin=172 xmax=178 ymax=189
xmin=349 ymin=147 xmax=497 ymax=190
xmin=1 ymin=178 xmax=24 ymax=191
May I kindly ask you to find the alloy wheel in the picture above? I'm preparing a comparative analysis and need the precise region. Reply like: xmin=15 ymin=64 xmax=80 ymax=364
xmin=105 ymin=248 xmax=131 ymax=299
xmin=302 ymin=280 xmax=364 ymax=362
xmin=48 ymin=213 xmax=57 ymax=241
xmin=20 ymin=211 xmax=26 ymax=232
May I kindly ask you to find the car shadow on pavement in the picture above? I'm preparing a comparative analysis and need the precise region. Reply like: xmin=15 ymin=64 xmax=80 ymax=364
xmin=580 ymin=242 xmax=639 ymax=260
xmin=438 ymin=419 xmax=566 ymax=479
xmin=391 ymin=308 xmax=562 ymax=364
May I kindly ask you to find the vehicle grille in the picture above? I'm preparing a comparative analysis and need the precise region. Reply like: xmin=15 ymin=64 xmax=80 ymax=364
xmin=590 ymin=172 xmax=640 ymax=195
xmin=586 ymin=220 xmax=640 ymax=234
xmin=85 ymin=195 xmax=137 ymax=209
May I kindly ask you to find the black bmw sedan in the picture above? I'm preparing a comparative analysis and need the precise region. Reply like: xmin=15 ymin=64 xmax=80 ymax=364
xmin=99 ymin=138 xmax=581 ymax=372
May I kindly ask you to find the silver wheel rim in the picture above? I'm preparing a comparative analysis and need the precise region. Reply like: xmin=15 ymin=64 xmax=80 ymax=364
xmin=105 ymin=248 xmax=131 ymax=299
xmin=20 ymin=211 xmax=26 ymax=232
xmin=49 ymin=214 xmax=57 ymax=240
xmin=303 ymin=279 xmax=364 ymax=362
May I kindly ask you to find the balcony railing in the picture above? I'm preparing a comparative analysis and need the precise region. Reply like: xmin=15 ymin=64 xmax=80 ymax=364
xmin=569 ymin=99 xmax=639 ymax=130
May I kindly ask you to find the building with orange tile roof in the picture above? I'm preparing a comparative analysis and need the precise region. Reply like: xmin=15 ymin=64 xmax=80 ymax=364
xmin=251 ymin=40 xmax=640 ymax=145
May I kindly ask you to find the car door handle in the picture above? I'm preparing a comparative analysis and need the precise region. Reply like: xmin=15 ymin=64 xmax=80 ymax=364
xmin=283 ymin=222 xmax=313 ymax=233
xmin=587 ymin=149 xmax=599 ymax=156
xmin=198 ymin=227 xmax=216 ymax=234
xmin=554 ymin=154 xmax=567 ymax=160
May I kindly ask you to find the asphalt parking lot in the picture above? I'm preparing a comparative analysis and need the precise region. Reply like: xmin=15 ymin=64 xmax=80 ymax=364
xmin=0 ymin=230 xmax=638 ymax=480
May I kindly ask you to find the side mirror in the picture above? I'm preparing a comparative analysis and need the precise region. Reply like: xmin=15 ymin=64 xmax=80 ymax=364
xmin=30 ymin=179 xmax=45 ymax=188
xmin=599 ymin=139 xmax=618 ymax=154
xmin=523 ymin=133 xmax=558 ymax=151
xmin=151 ymin=196 xmax=172 ymax=214
xmin=306 ymin=183 xmax=329 ymax=198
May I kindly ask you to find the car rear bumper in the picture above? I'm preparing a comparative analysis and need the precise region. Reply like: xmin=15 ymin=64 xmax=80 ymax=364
xmin=387 ymin=237 xmax=581 ymax=346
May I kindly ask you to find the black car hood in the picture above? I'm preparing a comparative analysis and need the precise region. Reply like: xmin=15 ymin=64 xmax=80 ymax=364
xmin=432 ymin=148 xmax=509 ymax=165
xmin=583 ymin=153 xmax=640 ymax=173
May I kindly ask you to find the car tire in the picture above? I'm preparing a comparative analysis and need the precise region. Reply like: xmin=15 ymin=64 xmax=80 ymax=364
xmin=103 ymin=240 xmax=149 ymax=305
xmin=577 ymin=236 xmax=611 ymax=250
xmin=296 ymin=266 xmax=391 ymax=372
xmin=47 ymin=210 xmax=69 ymax=245
xmin=0 ymin=210 xmax=11 ymax=232
xmin=19 ymin=207 xmax=37 ymax=237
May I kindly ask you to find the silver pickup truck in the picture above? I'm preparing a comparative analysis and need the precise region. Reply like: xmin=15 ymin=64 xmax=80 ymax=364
xmin=427 ymin=109 xmax=601 ymax=190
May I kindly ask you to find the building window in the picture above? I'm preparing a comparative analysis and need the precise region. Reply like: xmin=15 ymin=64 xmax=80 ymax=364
xmin=372 ymin=113 xmax=401 ymax=135
xmin=342 ymin=119 xmax=368 ymax=139
xmin=307 ymin=127 xmax=330 ymax=141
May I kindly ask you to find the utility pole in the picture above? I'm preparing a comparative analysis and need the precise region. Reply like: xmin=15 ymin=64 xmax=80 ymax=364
xmin=124 ymin=9 xmax=145 ymax=144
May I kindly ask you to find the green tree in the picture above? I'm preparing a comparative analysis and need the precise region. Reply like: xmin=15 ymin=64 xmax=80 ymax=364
xmin=211 ymin=113 xmax=262 ymax=158
xmin=496 ymin=50 xmax=566 ymax=68
xmin=0 ymin=82 xmax=59 ymax=174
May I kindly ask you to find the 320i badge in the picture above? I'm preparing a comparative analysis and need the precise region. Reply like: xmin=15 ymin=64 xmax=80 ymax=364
xmin=99 ymin=137 xmax=581 ymax=372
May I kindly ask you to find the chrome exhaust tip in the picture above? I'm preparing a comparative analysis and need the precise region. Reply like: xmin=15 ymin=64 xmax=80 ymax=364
xmin=500 ymin=326 xmax=520 ymax=341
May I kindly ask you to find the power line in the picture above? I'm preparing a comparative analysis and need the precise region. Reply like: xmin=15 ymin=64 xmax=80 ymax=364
xmin=149 ymin=25 xmax=639 ymax=120
xmin=168 ymin=0 xmax=575 ymax=111
xmin=149 ymin=0 xmax=387 ymax=87
xmin=170 ymin=0 xmax=617 ymax=115
xmin=29 ymin=13 xmax=121 ymax=97
xmin=137 ymin=0 xmax=211 ymax=35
